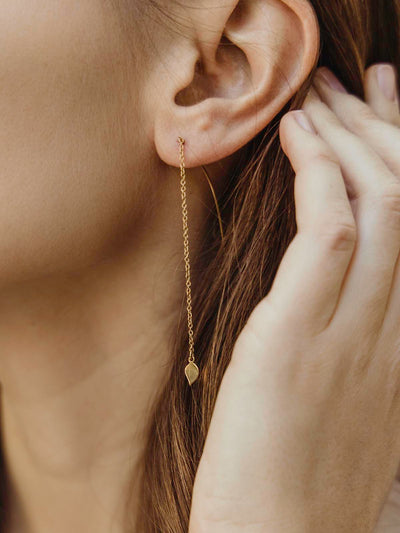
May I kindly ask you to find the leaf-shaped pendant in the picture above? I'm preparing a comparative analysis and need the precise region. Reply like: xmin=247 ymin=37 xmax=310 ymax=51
xmin=185 ymin=361 xmax=199 ymax=385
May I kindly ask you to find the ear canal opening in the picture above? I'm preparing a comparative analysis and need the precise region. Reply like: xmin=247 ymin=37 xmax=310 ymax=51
xmin=175 ymin=33 xmax=251 ymax=107
xmin=175 ymin=59 xmax=208 ymax=106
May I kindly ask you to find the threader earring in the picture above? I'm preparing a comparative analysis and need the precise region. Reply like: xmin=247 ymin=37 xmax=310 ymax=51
xmin=178 ymin=137 xmax=199 ymax=386
xmin=177 ymin=137 xmax=224 ymax=386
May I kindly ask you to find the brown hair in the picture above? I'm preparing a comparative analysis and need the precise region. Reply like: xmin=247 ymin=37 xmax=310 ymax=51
xmin=124 ymin=1 xmax=400 ymax=531
xmin=0 ymin=1 xmax=393 ymax=532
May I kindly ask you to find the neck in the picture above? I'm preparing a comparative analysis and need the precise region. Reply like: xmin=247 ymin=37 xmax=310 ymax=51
xmin=0 ymin=166 xmax=210 ymax=532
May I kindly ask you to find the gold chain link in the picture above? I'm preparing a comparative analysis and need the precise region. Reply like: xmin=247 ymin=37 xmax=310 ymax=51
xmin=178 ymin=137 xmax=196 ymax=365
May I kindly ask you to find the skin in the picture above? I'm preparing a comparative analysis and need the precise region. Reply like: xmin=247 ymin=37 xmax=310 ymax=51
xmin=0 ymin=1 xmax=216 ymax=531
xmin=0 ymin=0 xmax=398 ymax=532
xmin=0 ymin=0 xmax=320 ymax=529
xmin=189 ymin=70 xmax=400 ymax=532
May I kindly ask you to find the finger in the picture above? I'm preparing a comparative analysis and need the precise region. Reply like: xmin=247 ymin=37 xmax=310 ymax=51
xmin=380 ymin=249 xmax=400 ymax=352
xmin=313 ymin=67 xmax=400 ymax=178
xmin=364 ymin=64 xmax=400 ymax=126
xmin=303 ymin=88 xmax=400 ymax=336
xmin=264 ymin=110 xmax=356 ymax=334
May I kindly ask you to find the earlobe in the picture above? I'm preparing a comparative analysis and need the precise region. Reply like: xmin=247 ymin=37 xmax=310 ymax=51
xmin=153 ymin=0 xmax=320 ymax=168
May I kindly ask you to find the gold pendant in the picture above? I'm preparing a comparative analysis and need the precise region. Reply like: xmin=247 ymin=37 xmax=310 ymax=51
xmin=185 ymin=361 xmax=199 ymax=385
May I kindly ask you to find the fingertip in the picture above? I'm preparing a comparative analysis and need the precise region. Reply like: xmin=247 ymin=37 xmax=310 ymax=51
xmin=280 ymin=110 xmax=316 ymax=155
xmin=377 ymin=64 xmax=398 ymax=101
xmin=364 ymin=63 xmax=399 ymax=121
xmin=280 ymin=110 xmax=316 ymax=139
xmin=315 ymin=67 xmax=348 ymax=94
xmin=292 ymin=110 xmax=317 ymax=134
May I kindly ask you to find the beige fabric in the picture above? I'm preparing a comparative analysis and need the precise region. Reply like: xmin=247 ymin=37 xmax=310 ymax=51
xmin=375 ymin=479 xmax=400 ymax=532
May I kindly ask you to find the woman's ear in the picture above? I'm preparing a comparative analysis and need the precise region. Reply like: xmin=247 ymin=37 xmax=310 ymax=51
xmin=152 ymin=0 xmax=320 ymax=168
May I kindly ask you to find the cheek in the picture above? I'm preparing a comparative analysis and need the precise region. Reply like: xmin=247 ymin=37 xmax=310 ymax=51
xmin=0 ymin=1 xmax=146 ymax=284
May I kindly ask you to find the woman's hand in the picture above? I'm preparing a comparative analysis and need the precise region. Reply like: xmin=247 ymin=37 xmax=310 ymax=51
xmin=188 ymin=64 xmax=400 ymax=533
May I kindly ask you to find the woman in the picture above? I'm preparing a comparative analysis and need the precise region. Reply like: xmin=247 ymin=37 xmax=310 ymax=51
xmin=0 ymin=0 xmax=399 ymax=531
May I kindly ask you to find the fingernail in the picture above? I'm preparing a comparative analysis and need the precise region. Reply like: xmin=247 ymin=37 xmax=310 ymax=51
xmin=317 ymin=68 xmax=347 ymax=93
xmin=376 ymin=64 xmax=397 ymax=101
xmin=293 ymin=111 xmax=316 ymax=134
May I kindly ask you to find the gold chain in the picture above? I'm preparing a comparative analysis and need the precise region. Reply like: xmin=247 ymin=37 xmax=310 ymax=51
xmin=178 ymin=137 xmax=196 ymax=366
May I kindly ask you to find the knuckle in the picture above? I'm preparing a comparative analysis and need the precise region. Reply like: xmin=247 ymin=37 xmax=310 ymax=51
xmin=311 ymin=147 xmax=341 ymax=168
xmin=348 ymin=104 xmax=380 ymax=132
xmin=314 ymin=218 xmax=357 ymax=252
xmin=300 ymin=149 xmax=341 ymax=176
xmin=378 ymin=184 xmax=400 ymax=229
